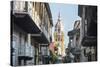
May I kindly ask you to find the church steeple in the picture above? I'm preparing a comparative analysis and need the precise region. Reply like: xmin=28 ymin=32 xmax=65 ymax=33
xmin=58 ymin=12 xmax=61 ymax=21
xmin=55 ymin=12 xmax=64 ymax=32
xmin=54 ymin=12 xmax=65 ymax=57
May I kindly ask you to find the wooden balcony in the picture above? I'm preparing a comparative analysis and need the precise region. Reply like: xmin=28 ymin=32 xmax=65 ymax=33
xmin=11 ymin=1 xmax=52 ymax=44
xmin=18 ymin=44 xmax=34 ymax=60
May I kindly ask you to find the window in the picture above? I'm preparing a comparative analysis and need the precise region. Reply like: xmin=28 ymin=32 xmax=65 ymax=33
xmin=24 ymin=2 xmax=28 ymax=12
xmin=41 ymin=47 xmax=47 ymax=55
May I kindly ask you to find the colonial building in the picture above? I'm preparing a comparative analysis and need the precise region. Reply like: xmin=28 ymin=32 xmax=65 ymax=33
xmin=54 ymin=13 xmax=65 ymax=58
xmin=67 ymin=20 xmax=81 ymax=62
xmin=78 ymin=5 xmax=97 ymax=61
xmin=11 ymin=1 xmax=53 ymax=66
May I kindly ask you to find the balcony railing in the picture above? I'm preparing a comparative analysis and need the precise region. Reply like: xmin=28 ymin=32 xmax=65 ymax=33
xmin=12 ymin=1 xmax=51 ymax=43
xmin=12 ymin=1 xmax=28 ymax=14
xmin=25 ymin=44 xmax=34 ymax=57
xmin=12 ymin=1 xmax=41 ymax=27
xmin=18 ymin=43 xmax=34 ymax=58
xmin=32 ymin=8 xmax=50 ymax=42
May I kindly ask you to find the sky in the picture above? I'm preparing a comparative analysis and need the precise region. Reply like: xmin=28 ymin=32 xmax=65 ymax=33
xmin=49 ymin=3 xmax=80 ymax=48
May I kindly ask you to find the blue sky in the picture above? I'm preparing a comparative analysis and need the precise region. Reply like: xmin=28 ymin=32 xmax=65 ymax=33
xmin=49 ymin=3 xmax=80 ymax=48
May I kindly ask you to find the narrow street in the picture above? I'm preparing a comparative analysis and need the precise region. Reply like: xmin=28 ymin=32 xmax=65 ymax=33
xmin=10 ymin=1 xmax=97 ymax=66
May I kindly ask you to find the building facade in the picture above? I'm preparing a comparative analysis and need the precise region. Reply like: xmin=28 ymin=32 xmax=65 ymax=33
xmin=78 ymin=5 xmax=97 ymax=62
xmin=11 ymin=1 xmax=53 ymax=66
xmin=67 ymin=20 xmax=81 ymax=62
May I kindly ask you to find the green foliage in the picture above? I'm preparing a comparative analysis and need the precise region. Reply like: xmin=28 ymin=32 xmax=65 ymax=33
xmin=51 ymin=51 xmax=58 ymax=63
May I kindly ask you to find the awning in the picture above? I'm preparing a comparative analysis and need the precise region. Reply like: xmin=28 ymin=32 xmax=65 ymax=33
xmin=82 ymin=36 xmax=97 ymax=46
xmin=68 ymin=29 xmax=80 ymax=39
xmin=31 ymin=32 xmax=50 ymax=44
xmin=11 ymin=12 xmax=41 ymax=34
